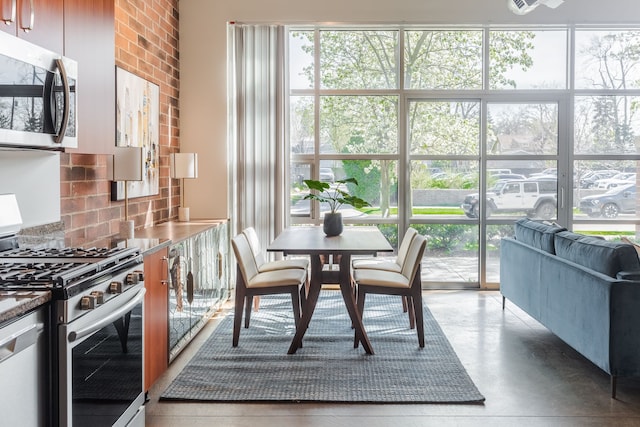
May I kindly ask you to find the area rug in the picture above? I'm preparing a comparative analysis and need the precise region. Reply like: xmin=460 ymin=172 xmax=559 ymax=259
xmin=160 ymin=292 xmax=485 ymax=404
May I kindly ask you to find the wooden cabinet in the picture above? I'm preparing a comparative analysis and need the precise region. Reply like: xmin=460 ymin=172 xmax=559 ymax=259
xmin=63 ymin=0 xmax=115 ymax=154
xmin=0 ymin=0 xmax=64 ymax=52
xmin=143 ymin=246 xmax=169 ymax=391
xmin=135 ymin=220 xmax=231 ymax=368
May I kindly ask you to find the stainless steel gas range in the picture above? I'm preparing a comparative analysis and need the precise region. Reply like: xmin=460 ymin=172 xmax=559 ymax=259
xmin=0 ymin=239 xmax=146 ymax=427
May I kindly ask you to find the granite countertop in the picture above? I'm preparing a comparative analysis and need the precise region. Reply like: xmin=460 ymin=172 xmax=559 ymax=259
xmin=0 ymin=290 xmax=51 ymax=325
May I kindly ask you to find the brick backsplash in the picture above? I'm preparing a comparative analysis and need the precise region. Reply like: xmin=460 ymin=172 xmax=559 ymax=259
xmin=61 ymin=0 xmax=180 ymax=247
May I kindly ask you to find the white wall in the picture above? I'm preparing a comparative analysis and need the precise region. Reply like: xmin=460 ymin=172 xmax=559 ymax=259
xmin=179 ymin=0 xmax=638 ymax=220
xmin=0 ymin=149 xmax=61 ymax=228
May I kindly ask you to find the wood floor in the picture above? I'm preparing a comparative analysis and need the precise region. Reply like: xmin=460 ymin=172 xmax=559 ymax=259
xmin=145 ymin=290 xmax=640 ymax=426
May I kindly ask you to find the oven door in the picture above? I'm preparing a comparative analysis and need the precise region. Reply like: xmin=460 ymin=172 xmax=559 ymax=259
xmin=58 ymin=286 xmax=146 ymax=427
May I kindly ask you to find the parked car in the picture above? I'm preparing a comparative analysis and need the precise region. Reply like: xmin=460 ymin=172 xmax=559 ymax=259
xmin=461 ymin=178 xmax=557 ymax=219
xmin=487 ymin=168 xmax=512 ymax=175
xmin=595 ymin=172 xmax=636 ymax=190
xmin=579 ymin=170 xmax=620 ymax=189
xmin=489 ymin=173 xmax=526 ymax=182
xmin=529 ymin=168 xmax=557 ymax=178
xmin=319 ymin=167 xmax=335 ymax=183
xmin=579 ymin=183 xmax=636 ymax=218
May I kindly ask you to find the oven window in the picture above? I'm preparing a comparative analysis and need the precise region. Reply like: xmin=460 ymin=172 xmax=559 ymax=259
xmin=71 ymin=303 xmax=143 ymax=426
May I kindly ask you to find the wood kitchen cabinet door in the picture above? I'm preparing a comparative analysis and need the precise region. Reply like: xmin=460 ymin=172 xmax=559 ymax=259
xmin=143 ymin=246 xmax=169 ymax=391
xmin=63 ymin=0 xmax=116 ymax=154
xmin=0 ymin=0 xmax=64 ymax=53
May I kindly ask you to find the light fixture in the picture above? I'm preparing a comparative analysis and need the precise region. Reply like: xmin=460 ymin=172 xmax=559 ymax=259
xmin=170 ymin=152 xmax=199 ymax=222
xmin=109 ymin=146 xmax=144 ymax=238
xmin=507 ymin=0 xmax=564 ymax=15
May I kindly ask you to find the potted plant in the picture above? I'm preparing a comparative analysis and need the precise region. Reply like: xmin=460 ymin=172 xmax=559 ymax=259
xmin=303 ymin=177 xmax=371 ymax=236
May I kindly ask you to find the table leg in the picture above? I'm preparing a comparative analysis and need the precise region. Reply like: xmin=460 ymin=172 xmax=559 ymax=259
xmin=339 ymin=254 xmax=374 ymax=355
xmin=287 ymin=254 xmax=323 ymax=354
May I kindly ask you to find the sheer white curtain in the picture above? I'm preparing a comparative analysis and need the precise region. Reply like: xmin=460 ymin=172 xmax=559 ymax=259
xmin=228 ymin=23 xmax=287 ymax=251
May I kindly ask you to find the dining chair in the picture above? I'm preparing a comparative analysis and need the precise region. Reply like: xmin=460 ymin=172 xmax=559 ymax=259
xmin=352 ymin=234 xmax=428 ymax=348
xmin=231 ymin=233 xmax=308 ymax=347
xmin=243 ymin=227 xmax=309 ymax=272
xmin=351 ymin=227 xmax=419 ymax=325
xmin=242 ymin=227 xmax=309 ymax=312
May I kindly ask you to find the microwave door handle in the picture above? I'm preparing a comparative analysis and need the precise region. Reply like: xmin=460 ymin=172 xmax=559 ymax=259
xmin=53 ymin=58 xmax=70 ymax=144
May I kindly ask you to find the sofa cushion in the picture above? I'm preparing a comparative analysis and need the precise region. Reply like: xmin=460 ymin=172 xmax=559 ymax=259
xmin=554 ymin=231 xmax=640 ymax=278
xmin=513 ymin=218 xmax=566 ymax=254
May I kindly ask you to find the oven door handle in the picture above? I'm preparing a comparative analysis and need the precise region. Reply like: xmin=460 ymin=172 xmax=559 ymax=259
xmin=67 ymin=288 xmax=146 ymax=343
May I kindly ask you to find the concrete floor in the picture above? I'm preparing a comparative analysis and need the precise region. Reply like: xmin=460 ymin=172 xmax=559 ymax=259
xmin=145 ymin=290 xmax=640 ymax=426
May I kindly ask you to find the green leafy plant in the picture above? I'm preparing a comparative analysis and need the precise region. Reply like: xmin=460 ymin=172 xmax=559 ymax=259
xmin=303 ymin=178 xmax=371 ymax=213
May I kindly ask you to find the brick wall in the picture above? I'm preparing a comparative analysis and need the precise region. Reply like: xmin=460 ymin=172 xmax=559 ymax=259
xmin=60 ymin=0 xmax=180 ymax=247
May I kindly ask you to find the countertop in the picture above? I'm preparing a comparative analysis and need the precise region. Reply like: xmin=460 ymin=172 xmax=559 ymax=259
xmin=110 ymin=219 xmax=228 ymax=256
xmin=0 ymin=290 xmax=51 ymax=325
xmin=0 ymin=219 xmax=228 ymax=324
xmin=134 ymin=219 xmax=228 ymax=244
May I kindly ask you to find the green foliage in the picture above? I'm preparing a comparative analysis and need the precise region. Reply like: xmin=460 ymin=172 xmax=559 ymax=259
xmin=303 ymin=178 xmax=371 ymax=213
xmin=377 ymin=224 xmax=399 ymax=251
xmin=412 ymin=224 xmax=472 ymax=253
xmin=342 ymin=159 xmax=380 ymax=204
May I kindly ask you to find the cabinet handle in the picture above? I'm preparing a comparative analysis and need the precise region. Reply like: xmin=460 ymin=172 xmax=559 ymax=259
xmin=2 ymin=0 xmax=16 ymax=24
xmin=161 ymin=256 xmax=169 ymax=285
xmin=19 ymin=0 xmax=33 ymax=32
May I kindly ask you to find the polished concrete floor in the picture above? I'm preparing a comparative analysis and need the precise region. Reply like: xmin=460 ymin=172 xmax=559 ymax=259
xmin=145 ymin=290 xmax=640 ymax=426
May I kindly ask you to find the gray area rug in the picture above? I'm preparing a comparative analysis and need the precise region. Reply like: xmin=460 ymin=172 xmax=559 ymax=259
xmin=160 ymin=291 xmax=485 ymax=403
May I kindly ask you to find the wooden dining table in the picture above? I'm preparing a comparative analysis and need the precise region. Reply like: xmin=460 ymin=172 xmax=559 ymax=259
xmin=267 ymin=226 xmax=393 ymax=354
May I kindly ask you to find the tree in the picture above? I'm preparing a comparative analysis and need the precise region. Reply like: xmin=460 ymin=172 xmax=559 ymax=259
xmin=575 ymin=31 xmax=640 ymax=155
xmin=291 ymin=29 xmax=537 ymax=217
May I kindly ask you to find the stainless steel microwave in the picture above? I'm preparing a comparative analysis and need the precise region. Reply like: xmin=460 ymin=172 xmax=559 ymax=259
xmin=0 ymin=31 xmax=77 ymax=150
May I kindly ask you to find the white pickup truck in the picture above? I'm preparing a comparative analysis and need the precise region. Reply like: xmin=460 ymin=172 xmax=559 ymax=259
xmin=461 ymin=179 xmax=557 ymax=219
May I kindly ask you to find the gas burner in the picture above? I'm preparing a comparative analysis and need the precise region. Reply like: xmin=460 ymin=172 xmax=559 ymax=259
xmin=0 ymin=246 xmax=135 ymax=259
xmin=0 ymin=261 xmax=100 ymax=288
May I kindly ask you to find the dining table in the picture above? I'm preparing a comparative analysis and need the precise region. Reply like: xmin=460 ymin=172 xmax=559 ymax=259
xmin=267 ymin=225 xmax=393 ymax=355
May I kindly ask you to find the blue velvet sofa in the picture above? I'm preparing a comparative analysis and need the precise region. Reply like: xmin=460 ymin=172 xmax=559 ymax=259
xmin=500 ymin=218 xmax=640 ymax=398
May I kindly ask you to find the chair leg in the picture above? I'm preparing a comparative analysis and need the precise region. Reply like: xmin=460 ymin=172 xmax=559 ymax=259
xmin=244 ymin=295 xmax=252 ymax=328
xmin=407 ymin=296 xmax=416 ymax=330
xmin=291 ymin=289 xmax=302 ymax=330
xmin=402 ymin=296 xmax=408 ymax=313
xmin=412 ymin=290 xmax=425 ymax=348
xmin=354 ymin=290 xmax=366 ymax=348
xmin=233 ymin=287 xmax=246 ymax=347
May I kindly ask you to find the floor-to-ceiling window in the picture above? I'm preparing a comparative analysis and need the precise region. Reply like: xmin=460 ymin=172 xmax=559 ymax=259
xmin=287 ymin=25 xmax=640 ymax=289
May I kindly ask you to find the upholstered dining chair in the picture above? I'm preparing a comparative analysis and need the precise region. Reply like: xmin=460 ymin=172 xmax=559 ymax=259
xmin=243 ymin=227 xmax=309 ymax=272
xmin=352 ymin=234 xmax=428 ymax=348
xmin=352 ymin=227 xmax=418 ymax=273
xmin=351 ymin=227 xmax=419 ymax=326
xmin=242 ymin=227 xmax=309 ymax=312
xmin=231 ymin=233 xmax=308 ymax=346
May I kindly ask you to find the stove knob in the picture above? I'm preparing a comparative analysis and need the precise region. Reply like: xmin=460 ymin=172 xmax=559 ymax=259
xmin=135 ymin=270 xmax=145 ymax=281
xmin=126 ymin=273 xmax=139 ymax=285
xmin=80 ymin=295 xmax=96 ymax=310
xmin=109 ymin=281 xmax=123 ymax=294
xmin=90 ymin=291 xmax=104 ymax=304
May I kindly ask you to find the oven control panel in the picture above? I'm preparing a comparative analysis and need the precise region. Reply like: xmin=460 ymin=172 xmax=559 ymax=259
xmin=59 ymin=266 xmax=144 ymax=323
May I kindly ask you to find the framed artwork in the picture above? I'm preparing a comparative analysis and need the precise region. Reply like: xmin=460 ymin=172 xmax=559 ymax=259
xmin=111 ymin=67 xmax=160 ymax=201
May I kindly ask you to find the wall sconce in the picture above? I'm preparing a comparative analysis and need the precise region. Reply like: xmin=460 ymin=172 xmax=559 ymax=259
xmin=109 ymin=146 xmax=144 ymax=238
xmin=170 ymin=152 xmax=198 ymax=222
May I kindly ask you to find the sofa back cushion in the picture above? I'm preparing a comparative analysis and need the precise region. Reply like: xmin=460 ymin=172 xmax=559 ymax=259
xmin=513 ymin=218 xmax=566 ymax=254
xmin=554 ymin=231 xmax=640 ymax=277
